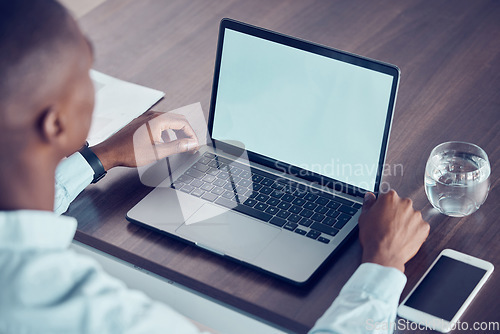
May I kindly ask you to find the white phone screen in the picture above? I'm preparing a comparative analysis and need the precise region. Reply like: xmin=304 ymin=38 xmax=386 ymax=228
xmin=403 ymin=255 xmax=487 ymax=321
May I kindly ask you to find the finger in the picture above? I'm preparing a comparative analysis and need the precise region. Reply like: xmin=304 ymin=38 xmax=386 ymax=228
xmin=152 ymin=116 xmax=198 ymax=141
xmin=154 ymin=138 xmax=199 ymax=158
xmin=362 ymin=192 xmax=377 ymax=213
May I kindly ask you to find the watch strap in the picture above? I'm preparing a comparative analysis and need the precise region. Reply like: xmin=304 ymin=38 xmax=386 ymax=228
xmin=78 ymin=142 xmax=107 ymax=183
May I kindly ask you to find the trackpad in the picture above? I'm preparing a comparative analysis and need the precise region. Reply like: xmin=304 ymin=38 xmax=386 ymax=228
xmin=176 ymin=204 xmax=281 ymax=261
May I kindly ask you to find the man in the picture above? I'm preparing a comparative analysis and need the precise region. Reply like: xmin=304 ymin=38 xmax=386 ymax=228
xmin=0 ymin=1 xmax=430 ymax=333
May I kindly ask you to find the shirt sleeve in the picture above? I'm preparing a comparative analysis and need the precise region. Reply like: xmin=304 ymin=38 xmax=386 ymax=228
xmin=1 ymin=247 xmax=212 ymax=334
xmin=54 ymin=152 xmax=94 ymax=215
xmin=309 ymin=263 xmax=407 ymax=334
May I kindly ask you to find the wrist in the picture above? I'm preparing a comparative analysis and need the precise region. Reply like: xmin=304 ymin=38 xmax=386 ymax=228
xmin=89 ymin=143 xmax=116 ymax=171
xmin=362 ymin=252 xmax=405 ymax=273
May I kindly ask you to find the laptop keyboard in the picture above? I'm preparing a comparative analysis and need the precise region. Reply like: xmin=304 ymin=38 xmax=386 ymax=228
xmin=171 ymin=153 xmax=362 ymax=244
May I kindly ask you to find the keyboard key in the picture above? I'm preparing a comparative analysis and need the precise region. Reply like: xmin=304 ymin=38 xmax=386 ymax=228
xmin=281 ymin=194 xmax=294 ymax=202
xmin=180 ymin=184 xmax=194 ymax=193
xmin=238 ymin=179 xmax=252 ymax=187
xmin=283 ymin=222 xmax=298 ymax=231
xmin=298 ymin=218 xmax=313 ymax=227
xmin=217 ymin=157 xmax=232 ymax=165
xmin=303 ymin=201 xmax=317 ymax=211
xmin=292 ymin=198 xmax=306 ymax=206
xmin=217 ymin=162 xmax=228 ymax=170
xmin=234 ymin=185 xmax=247 ymax=194
xmin=332 ymin=196 xmax=355 ymax=206
xmin=293 ymin=190 xmax=306 ymax=198
xmin=240 ymin=171 xmax=251 ymax=179
xmin=318 ymin=237 xmax=330 ymax=244
xmin=325 ymin=209 xmax=340 ymax=218
xmin=186 ymin=169 xmax=204 ymax=179
xmin=217 ymin=172 xmax=229 ymax=179
xmin=177 ymin=174 xmax=193 ymax=183
xmin=334 ymin=214 xmax=351 ymax=229
xmin=202 ymin=174 xmax=216 ymax=183
xmin=294 ymin=228 xmax=307 ymax=235
xmin=212 ymin=179 xmax=225 ymax=187
xmin=314 ymin=206 xmax=328 ymax=214
xmin=353 ymin=203 xmax=363 ymax=209
xmin=223 ymin=183 xmax=235 ymax=191
xmin=260 ymin=187 xmax=273 ymax=195
xmin=311 ymin=222 xmax=339 ymax=236
xmin=276 ymin=210 xmax=290 ymax=219
xmin=306 ymin=230 xmax=320 ymax=240
xmin=326 ymin=201 xmax=340 ymax=209
xmin=315 ymin=197 xmax=329 ymax=206
xmin=203 ymin=153 xmax=216 ymax=159
xmin=270 ymin=216 xmax=286 ymax=227
xmin=245 ymin=190 xmax=256 ymax=198
xmin=277 ymin=201 xmax=291 ymax=210
xmin=251 ymin=174 xmax=263 ymax=183
xmin=208 ymin=161 xmax=220 ymax=168
xmin=304 ymin=193 xmax=318 ymax=202
xmin=201 ymin=183 xmax=214 ymax=191
xmin=230 ymin=176 xmax=242 ymax=184
xmin=288 ymin=214 xmax=301 ymax=223
xmin=191 ymin=189 xmax=204 ymax=197
xmin=289 ymin=205 xmax=302 ymax=214
xmin=256 ymin=194 xmax=269 ymax=202
xmin=243 ymin=198 xmax=257 ymax=207
xmin=267 ymin=198 xmax=279 ymax=207
xmin=198 ymin=157 xmax=212 ymax=165
xmin=172 ymin=182 xmax=185 ymax=189
xmin=211 ymin=187 xmax=224 ymax=195
xmin=222 ymin=191 xmax=235 ymax=199
xmin=265 ymin=207 xmax=279 ymax=215
xmin=311 ymin=213 xmax=325 ymax=222
xmin=261 ymin=178 xmax=273 ymax=186
xmin=193 ymin=163 xmax=209 ymax=172
xmin=255 ymin=203 xmax=269 ymax=211
xmin=271 ymin=182 xmax=284 ymax=190
xmin=215 ymin=197 xmax=272 ymax=222
xmin=270 ymin=190 xmax=284 ymax=199
xmin=338 ymin=205 xmax=358 ymax=216
xmin=323 ymin=217 xmax=336 ymax=226
xmin=229 ymin=166 xmax=243 ymax=175
xmin=191 ymin=179 xmax=203 ymax=188
xmin=252 ymin=183 xmax=263 ymax=191
xmin=201 ymin=192 xmax=218 ymax=202
xmin=299 ymin=209 xmax=313 ymax=218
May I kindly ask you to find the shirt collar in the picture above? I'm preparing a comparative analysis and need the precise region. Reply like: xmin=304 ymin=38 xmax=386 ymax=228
xmin=0 ymin=210 xmax=77 ymax=250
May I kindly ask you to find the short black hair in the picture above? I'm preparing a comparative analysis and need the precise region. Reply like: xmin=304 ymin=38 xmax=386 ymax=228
xmin=0 ymin=0 xmax=80 ymax=118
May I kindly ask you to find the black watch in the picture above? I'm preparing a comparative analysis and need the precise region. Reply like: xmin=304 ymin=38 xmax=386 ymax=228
xmin=78 ymin=142 xmax=107 ymax=183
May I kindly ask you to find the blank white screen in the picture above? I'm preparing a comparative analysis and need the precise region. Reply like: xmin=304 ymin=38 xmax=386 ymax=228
xmin=212 ymin=29 xmax=394 ymax=191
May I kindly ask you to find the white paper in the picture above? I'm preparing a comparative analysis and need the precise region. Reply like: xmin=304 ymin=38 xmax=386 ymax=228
xmin=87 ymin=70 xmax=165 ymax=146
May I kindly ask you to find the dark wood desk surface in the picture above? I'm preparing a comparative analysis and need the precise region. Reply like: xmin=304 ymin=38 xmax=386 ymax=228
xmin=68 ymin=1 xmax=500 ymax=333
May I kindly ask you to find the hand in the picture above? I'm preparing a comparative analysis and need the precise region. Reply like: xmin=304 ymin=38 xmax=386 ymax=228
xmin=91 ymin=111 xmax=199 ymax=170
xmin=358 ymin=190 xmax=430 ymax=273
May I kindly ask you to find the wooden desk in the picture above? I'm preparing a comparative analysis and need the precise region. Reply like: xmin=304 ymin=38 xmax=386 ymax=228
xmin=68 ymin=1 xmax=500 ymax=332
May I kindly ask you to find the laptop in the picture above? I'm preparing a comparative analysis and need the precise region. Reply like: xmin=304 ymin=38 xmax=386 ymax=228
xmin=127 ymin=18 xmax=399 ymax=284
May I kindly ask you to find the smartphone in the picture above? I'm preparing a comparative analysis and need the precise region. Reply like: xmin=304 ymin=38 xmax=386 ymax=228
xmin=398 ymin=249 xmax=494 ymax=333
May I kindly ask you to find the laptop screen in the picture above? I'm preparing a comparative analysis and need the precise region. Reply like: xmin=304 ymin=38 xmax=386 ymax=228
xmin=211 ymin=24 xmax=397 ymax=193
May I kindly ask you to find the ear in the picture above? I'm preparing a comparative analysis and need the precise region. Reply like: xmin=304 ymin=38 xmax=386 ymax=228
xmin=38 ymin=106 xmax=64 ymax=144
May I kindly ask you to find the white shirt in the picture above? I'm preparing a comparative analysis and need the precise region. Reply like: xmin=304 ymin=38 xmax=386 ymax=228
xmin=0 ymin=153 xmax=407 ymax=333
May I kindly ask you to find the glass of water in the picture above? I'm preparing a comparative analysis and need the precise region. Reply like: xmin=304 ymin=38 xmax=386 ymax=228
xmin=425 ymin=141 xmax=490 ymax=217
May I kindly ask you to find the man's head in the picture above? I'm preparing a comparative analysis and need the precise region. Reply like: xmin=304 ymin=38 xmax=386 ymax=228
xmin=0 ymin=0 xmax=94 ymax=162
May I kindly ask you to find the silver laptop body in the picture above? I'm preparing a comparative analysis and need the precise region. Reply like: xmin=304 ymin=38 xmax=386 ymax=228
xmin=127 ymin=19 xmax=400 ymax=284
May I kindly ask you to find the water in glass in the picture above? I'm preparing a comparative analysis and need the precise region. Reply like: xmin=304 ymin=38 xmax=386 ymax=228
xmin=425 ymin=143 xmax=490 ymax=217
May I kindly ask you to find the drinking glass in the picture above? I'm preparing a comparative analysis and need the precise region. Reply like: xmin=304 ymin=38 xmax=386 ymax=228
xmin=424 ymin=141 xmax=490 ymax=217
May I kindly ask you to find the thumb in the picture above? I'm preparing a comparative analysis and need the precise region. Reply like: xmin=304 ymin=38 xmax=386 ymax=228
xmin=155 ymin=138 xmax=198 ymax=158
xmin=362 ymin=192 xmax=376 ymax=213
